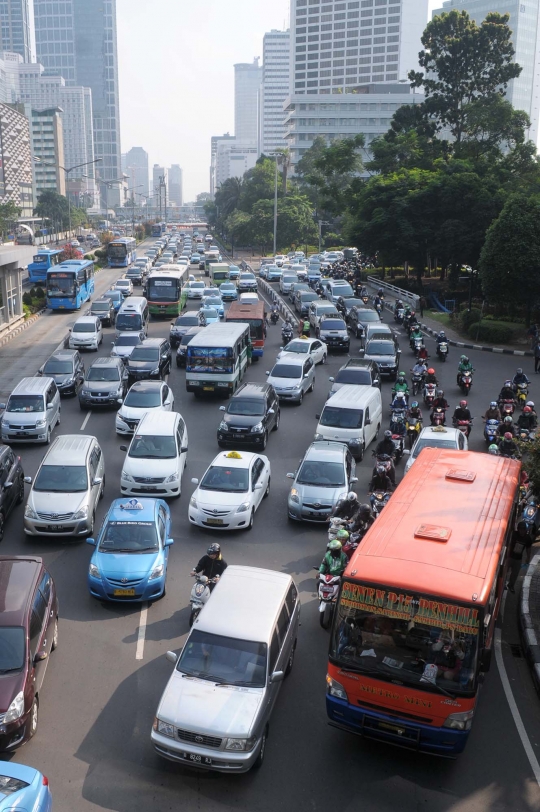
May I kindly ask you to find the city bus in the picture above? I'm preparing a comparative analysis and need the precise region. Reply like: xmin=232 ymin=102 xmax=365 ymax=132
xmin=145 ymin=265 xmax=188 ymax=317
xmin=152 ymin=223 xmax=166 ymax=237
xmin=107 ymin=237 xmax=137 ymax=268
xmin=326 ymin=448 xmax=520 ymax=756
xmin=46 ymin=259 xmax=95 ymax=310
xmin=225 ymin=300 xmax=265 ymax=360
xmin=27 ymin=248 xmax=63 ymax=284
xmin=185 ymin=322 xmax=250 ymax=396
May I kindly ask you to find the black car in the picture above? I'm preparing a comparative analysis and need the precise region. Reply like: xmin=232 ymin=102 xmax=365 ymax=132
xmin=217 ymin=382 xmax=280 ymax=450
xmin=79 ymin=356 xmax=128 ymax=410
xmin=335 ymin=297 xmax=366 ymax=320
xmin=126 ymin=338 xmax=172 ymax=382
xmin=38 ymin=350 xmax=85 ymax=396
xmin=0 ymin=444 xmax=25 ymax=542
xmin=328 ymin=358 xmax=381 ymax=398
xmin=347 ymin=306 xmax=381 ymax=339
xmin=89 ymin=298 xmax=116 ymax=326
xmin=176 ymin=326 xmax=204 ymax=367
xmin=317 ymin=317 xmax=350 ymax=352
xmin=198 ymin=258 xmax=205 ymax=270
xmin=170 ymin=312 xmax=202 ymax=348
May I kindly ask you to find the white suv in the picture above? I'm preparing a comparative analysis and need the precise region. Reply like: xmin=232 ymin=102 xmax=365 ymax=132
xmin=68 ymin=316 xmax=103 ymax=351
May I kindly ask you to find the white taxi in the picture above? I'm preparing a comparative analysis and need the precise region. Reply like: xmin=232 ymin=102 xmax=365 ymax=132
xmin=405 ymin=426 xmax=468 ymax=473
xmin=189 ymin=450 xmax=270 ymax=531
xmin=277 ymin=337 xmax=328 ymax=365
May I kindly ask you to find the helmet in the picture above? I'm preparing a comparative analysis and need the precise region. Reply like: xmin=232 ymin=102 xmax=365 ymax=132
xmin=346 ymin=491 xmax=357 ymax=502
xmin=504 ymin=432 xmax=513 ymax=441
xmin=437 ymin=389 xmax=444 ymax=397
xmin=411 ymin=401 xmax=419 ymax=409
xmin=384 ymin=430 xmax=392 ymax=438
xmin=504 ymin=380 xmax=512 ymax=387
xmin=358 ymin=503 xmax=371 ymax=517
xmin=527 ymin=401 xmax=535 ymax=408
xmin=524 ymin=406 xmax=532 ymax=414
xmin=490 ymin=401 xmax=497 ymax=409
xmin=207 ymin=543 xmax=221 ymax=555
xmin=427 ymin=368 xmax=435 ymax=375
xmin=376 ymin=465 xmax=386 ymax=475
xmin=438 ymin=331 xmax=445 ymax=338
xmin=411 ymin=311 xmax=415 ymax=317
xmin=460 ymin=400 xmax=467 ymax=408
xmin=517 ymin=368 xmax=523 ymax=374
xmin=328 ymin=539 xmax=343 ymax=551
xmin=336 ymin=529 xmax=349 ymax=541
xmin=460 ymin=354 xmax=466 ymax=361
xmin=504 ymin=415 xmax=513 ymax=424
xmin=398 ymin=372 xmax=405 ymax=380
xmin=488 ymin=444 xmax=500 ymax=455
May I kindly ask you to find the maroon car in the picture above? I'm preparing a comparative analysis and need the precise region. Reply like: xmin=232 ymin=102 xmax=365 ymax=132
xmin=0 ymin=556 xmax=58 ymax=750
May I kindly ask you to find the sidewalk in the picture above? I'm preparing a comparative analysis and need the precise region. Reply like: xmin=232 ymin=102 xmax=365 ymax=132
xmin=520 ymin=552 xmax=540 ymax=696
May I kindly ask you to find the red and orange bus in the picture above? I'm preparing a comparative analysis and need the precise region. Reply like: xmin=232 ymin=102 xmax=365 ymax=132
xmin=326 ymin=448 xmax=520 ymax=755
xmin=225 ymin=301 xmax=266 ymax=360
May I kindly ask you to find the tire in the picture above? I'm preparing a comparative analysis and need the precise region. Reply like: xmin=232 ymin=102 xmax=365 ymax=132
xmin=189 ymin=608 xmax=199 ymax=628
xmin=17 ymin=476 xmax=25 ymax=505
xmin=297 ymin=391 xmax=303 ymax=406
xmin=264 ymin=476 xmax=270 ymax=498
xmin=320 ymin=603 xmax=333 ymax=629
xmin=284 ymin=640 xmax=296 ymax=676
xmin=51 ymin=617 xmax=59 ymax=651
xmin=321 ymin=354 xmax=327 ymax=365
xmin=79 ymin=401 xmax=86 ymax=411
xmin=356 ymin=441 xmax=365 ymax=462
xmin=272 ymin=410 xmax=280 ymax=431
xmin=261 ymin=432 xmax=268 ymax=451
xmin=0 ymin=512 xmax=4 ymax=543
xmin=87 ymin=509 xmax=95 ymax=537
xmin=308 ymin=378 xmax=315 ymax=393
xmin=29 ymin=697 xmax=38 ymax=739
xmin=246 ymin=509 xmax=255 ymax=531
xmin=99 ymin=475 xmax=106 ymax=500
xmin=57 ymin=410 xmax=61 ymax=426
xmin=46 ymin=427 xmax=51 ymax=445
xmin=253 ymin=727 xmax=268 ymax=770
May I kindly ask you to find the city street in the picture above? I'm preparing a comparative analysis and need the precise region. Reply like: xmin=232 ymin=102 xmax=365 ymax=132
xmin=1 ymin=245 xmax=540 ymax=811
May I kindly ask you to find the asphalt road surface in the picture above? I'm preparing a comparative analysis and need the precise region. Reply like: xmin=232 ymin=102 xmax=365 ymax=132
xmin=1 ymin=242 xmax=540 ymax=812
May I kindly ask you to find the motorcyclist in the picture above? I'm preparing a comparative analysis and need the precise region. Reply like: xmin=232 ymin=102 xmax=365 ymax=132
xmin=432 ymin=389 xmax=449 ymax=412
xmin=395 ymin=298 xmax=404 ymax=312
xmin=406 ymin=401 xmax=423 ymax=424
xmin=410 ymin=324 xmax=423 ymax=344
xmin=513 ymin=368 xmax=531 ymax=388
xmin=374 ymin=294 xmax=383 ymax=311
xmin=319 ymin=539 xmax=348 ymax=576
xmin=484 ymin=401 xmax=501 ymax=422
xmin=417 ymin=343 xmax=429 ymax=363
xmin=369 ymin=464 xmax=394 ymax=493
xmin=497 ymin=414 xmax=515 ymax=438
xmin=453 ymin=399 xmax=473 ymax=425
xmin=192 ymin=543 xmax=228 ymax=587
xmin=488 ymin=443 xmax=500 ymax=455
xmin=408 ymin=311 xmax=419 ymax=330
xmin=411 ymin=359 xmax=427 ymax=379
xmin=457 ymin=355 xmax=474 ymax=385
xmin=436 ymin=331 xmax=448 ymax=349
xmin=299 ymin=317 xmax=310 ymax=337
xmin=392 ymin=372 xmax=409 ymax=396
xmin=349 ymin=503 xmax=375 ymax=536
xmin=526 ymin=401 xmax=538 ymax=422
xmin=329 ymin=491 xmax=358 ymax=522
xmin=498 ymin=380 xmax=516 ymax=403
xmin=498 ymin=432 xmax=519 ymax=459
xmin=376 ymin=429 xmax=396 ymax=458
xmin=424 ymin=367 xmax=438 ymax=386
xmin=518 ymin=405 xmax=537 ymax=431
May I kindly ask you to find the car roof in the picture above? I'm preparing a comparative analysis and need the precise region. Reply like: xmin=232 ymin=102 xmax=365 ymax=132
xmin=325 ymin=384 xmax=376 ymax=406
xmin=129 ymin=380 xmax=164 ymax=392
xmin=208 ymin=450 xmax=260 ymax=469
xmin=88 ymin=356 xmax=121 ymax=367
xmin=106 ymin=497 xmax=159 ymax=524
xmin=345 ymin=357 xmax=374 ymax=368
xmin=235 ymin=382 xmax=270 ymax=399
xmin=49 ymin=349 xmax=78 ymax=360
xmin=137 ymin=410 xmax=178 ymax=435
xmin=139 ymin=338 xmax=165 ymax=347
xmin=305 ymin=441 xmax=347 ymax=462
xmin=44 ymin=434 xmax=95 ymax=464
xmin=0 ymin=556 xmax=42 ymax=624
xmin=10 ymin=376 xmax=54 ymax=396
xmin=416 ymin=426 xmax=461 ymax=442
xmin=273 ymin=356 xmax=305 ymax=368
xmin=73 ymin=316 xmax=98 ymax=325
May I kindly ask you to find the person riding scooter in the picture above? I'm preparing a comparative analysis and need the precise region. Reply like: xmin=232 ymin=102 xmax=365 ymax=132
xmin=457 ymin=355 xmax=474 ymax=386
xmin=518 ymin=405 xmax=537 ymax=431
xmin=406 ymin=401 xmax=423 ymax=424
xmin=328 ymin=491 xmax=358 ymax=522
xmin=192 ymin=543 xmax=228 ymax=590
xmin=513 ymin=368 xmax=531 ymax=388
xmin=369 ymin=465 xmax=394 ymax=493
xmin=498 ymin=432 xmax=519 ymax=459
xmin=497 ymin=414 xmax=516 ymax=438
xmin=348 ymin=503 xmax=374 ymax=537
xmin=498 ymin=380 xmax=516 ymax=403
xmin=453 ymin=399 xmax=473 ymax=428
xmin=374 ymin=430 xmax=397 ymax=485
xmin=424 ymin=367 xmax=438 ymax=386
xmin=319 ymin=539 xmax=348 ymax=577
xmin=484 ymin=401 xmax=501 ymax=422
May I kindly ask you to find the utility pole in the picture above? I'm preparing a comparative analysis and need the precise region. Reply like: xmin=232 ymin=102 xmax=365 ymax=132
xmin=159 ymin=175 xmax=167 ymax=224
xmin=318 ymin=220 xmax=330 ymax=254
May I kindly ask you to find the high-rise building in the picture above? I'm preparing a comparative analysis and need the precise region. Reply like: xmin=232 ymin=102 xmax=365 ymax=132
xmin=152 ymin=164 xmax=167 ymax=216
xmin=432 ymin=0 xmax=540 ymax=145
xmin=125 ymin=147 xmax=149 ymax=198
xmin=260 ymin=29 xmax=290 ymax=155
xmin=215 ymin=142 xmax=258 ymax=188
xmin=25 ymin=105 xmax=65 ymax=203
xmin=0 ymin=0 xmax=35 ymax=62
xmin=210 ymin=132 xmax=235 ymax=195
xmin=33 ymin=0 xmax=122 ymax=207
xmin=234 ymin=58 xmax=262 ymax=148
xmin=168 ymin=164 xmax=183 ymax=207
xmin=0 ymin=101 xmax=33 ymax=216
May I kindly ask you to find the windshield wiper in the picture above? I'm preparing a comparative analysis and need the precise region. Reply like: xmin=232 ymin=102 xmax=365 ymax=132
xmin=216 ymin=679 xmax=262 ymax=687
xmin=376 ymin=661 xmax=456 ymax=698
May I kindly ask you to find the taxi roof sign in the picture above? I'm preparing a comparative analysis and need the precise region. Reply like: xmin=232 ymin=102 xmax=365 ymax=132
xmin=119 ymin=499 xmax=144 ymax=510
xmin=225 ymin=451 xmax=242 ymax=459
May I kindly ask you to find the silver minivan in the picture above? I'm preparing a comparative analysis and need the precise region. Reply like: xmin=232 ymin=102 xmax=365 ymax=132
xmin=0 ymin=377 xmax=60 ymax=445
xmin=151 ymin=566 xmax=300 ymax=772
xmin=23 ymin=434 xmax=105 ymax=537
xmin=266 ymin=356 xmax=315 ymax=404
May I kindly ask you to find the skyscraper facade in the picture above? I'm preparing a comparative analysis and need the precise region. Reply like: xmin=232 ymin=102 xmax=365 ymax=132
xmin=125 ymin=147 xmax=149 ymax=198
xmin=210 ymin=133 xmax=235 ymax=195
xmin=25 ymin=105 xmax=65 ymax=203
xmin=0 ymin=0 xmax=35 ymax=62
xmin=260 ymin=29 xmax=290 ymax=155
xmin=0 ymin=101 xmax=33 ymax=216
xmin=33 ymin=0 xmax=122 ymax=206
xmin=234 ymin=58 xmax=262 ymax=148
xmin=168 ymin=164 xmax=183 ymax=207
xmin=432 ymin=0 xmax=540 ymax=145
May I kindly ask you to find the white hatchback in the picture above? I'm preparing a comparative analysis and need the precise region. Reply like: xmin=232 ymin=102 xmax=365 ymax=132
xmin=277 ymin=337 xmax=327 ymax=366
xmin=405 ymin=426 xmax=468 ymax=473
xmin=120 ymin=410 xmax=188 ymax=499
xmin=68 ymin=316 xmax=103 ymax=351
xmin=189 ymin=450 xmax=270 ymax=531
xmin=116 ymin=380 xmax=174 ymax=435
xmin=115 ymin=278 xmax=133 ymax=297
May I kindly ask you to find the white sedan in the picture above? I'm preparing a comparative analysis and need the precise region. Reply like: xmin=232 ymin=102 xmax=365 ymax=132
xmin=186 ymin=280 xmax=205 ymax=298
xmin=189 ymin=450 xmax=270 ymax=531
xmin=277 ymin=337 xmax=328 ymax=365
xmin=115 ymin=278 xmax=133 ymax=297
xmin=115 ymin=380 xmax=174 ymax=435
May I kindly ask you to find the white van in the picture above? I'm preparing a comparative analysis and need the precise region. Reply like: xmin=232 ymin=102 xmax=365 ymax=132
xmin=0 ymin=377 xmax=61 ymax=445
xmin=119 ymin=410 xmax=188 ymax=498
xmin=151 ymin=565 xmax=300 ymax=772
xmin=115 ymin=296 xmax=149 ymax=335
xmin=314 ymin=384 xmax=382 ymax=460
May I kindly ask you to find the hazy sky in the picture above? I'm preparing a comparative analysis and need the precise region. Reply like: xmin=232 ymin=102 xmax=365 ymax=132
xmin=117 ymin=0 xmax=439 ymax=202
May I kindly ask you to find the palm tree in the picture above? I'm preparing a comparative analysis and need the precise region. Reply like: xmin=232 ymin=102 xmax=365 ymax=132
xmin=215 ymin=177 xmax=243 ymax=219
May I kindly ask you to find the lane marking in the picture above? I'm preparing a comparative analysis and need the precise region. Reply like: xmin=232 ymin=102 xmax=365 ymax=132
xmin=495 ymin=627 xmax=540 ymax=787
xmin=80 ymin=411 xmax=91 ymax=431
xmin=135 ymin=602 xmax=148 ymax=660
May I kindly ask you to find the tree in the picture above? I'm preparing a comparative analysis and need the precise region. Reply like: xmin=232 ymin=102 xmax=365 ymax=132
xmin=34 ymin=191 xmax=70 ymax=230
xmin=409 ymin=11 xmax=522 ymax=145
xmin=479 ymin=194 xmax=540 ymax=323
xmin=238 ymin=159 xmax=275 ymax=213
xmin=59 ymin=244 xmax=83 ymax=261
xmin=224 ymin=210 xmax=252 ymax=248
xmin=0 ymin=202 xmax=21 ymax=239
xmin=214 ymin=177 xmax=243 ymax=220
xmin=196 ymin=192 xmax=212 ymax=203
xmin=296 ymin=135 xmax=365 ymax=216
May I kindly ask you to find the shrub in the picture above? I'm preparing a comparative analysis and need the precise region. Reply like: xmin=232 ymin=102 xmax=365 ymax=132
xmin=94 ymin=248 xmax=106 ymax=259
xmin=467 ymin=322 xmax=513 ymax=344
xmin=35 ymin=286 xmax=45 ymax=298
xmin=29 ymin=287 xmax=36 ymax=298
xmin=459 ymin=308 xmax=482 ymax=331
xmin=22 ymin=291 xmax=32 ymax=306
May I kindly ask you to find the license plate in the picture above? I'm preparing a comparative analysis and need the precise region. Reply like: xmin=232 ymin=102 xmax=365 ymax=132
xmin=203 ymin=386 xmax=214 ymax=391
xmin=378 ymin=722 xmax=406 ymax=735
xmin=206 ymin=518 xmax=223 ymax=525
xmin=186 ymin=753 xmax=213 ymax=765
xmin=47 ymin=525 xmax=62 ymax=531
xmin=16 ymin=431 xmax=30 ymax=436
xmin=113 ymin=588 xmax=136 ymax=596
xmin=140 ymin=486 xmax=156 ymax=491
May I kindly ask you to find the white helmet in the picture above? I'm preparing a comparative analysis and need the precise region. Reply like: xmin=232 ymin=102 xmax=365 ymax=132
xmin=347 ymin=492 xmax=358 ymax=502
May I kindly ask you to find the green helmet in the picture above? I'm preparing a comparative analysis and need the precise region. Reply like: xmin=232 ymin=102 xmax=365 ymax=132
xmin=328 ymin=539 xmax=343 ymax=550
xmin=398 ymin=372 xmax=405 ymax=380
xmin=488 ymin=444 xmax=499 ymax=455
xmin=336 ymin=529 xmax=349 ymax=541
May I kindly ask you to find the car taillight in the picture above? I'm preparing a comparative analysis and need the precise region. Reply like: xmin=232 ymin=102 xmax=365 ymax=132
xmin=43 ymin=776 xmax=49 ymax=786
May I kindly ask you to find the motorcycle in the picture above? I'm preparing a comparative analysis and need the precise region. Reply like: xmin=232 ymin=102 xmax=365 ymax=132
xmin=373 ymin=452 xmax=395 ymax=479
xmin=375 ymin=301 xmax=382 ymax=316
xmin=327 ymin=516 xmax=348 ymax=543
xmin=314 ymin=568 xmax=341 ymax=629
xmin=517 ymin=426 xmax=536 ymax=444
xmin=454 ymin=418 xmax=473 ymax=438
xmin=458 ymin=371 xmax=473 ymax=395
xmin=484 ymin=418 xmax=500 ymax=446
xmin=270 ymin=310 xmax=279 ymax=325
xmin=431 ymin=406 xmax=447 ymax=426
xmin=370 ymin=490 xmax=391 ymax=517
xmin=411 ymin=372 xmax=425 ymax=396
xmin=499 ymin=398 xmax=516 ymax=418
xmin=410 ymin=335 xmax=423 ymax=354
xmin=394 ymin=307 xmax=404 ymax=324
xmin=281 ymin=324 xmax=294 ymax=344
xmin=390 ymin=391 xmax=409 ymax=413
xmin=436 ymin=342 xmax=449 ymax=362
xmin=521 ymin=496 xmax=540 ymax=535
xmin=423 ymin=382 xmax=437 ymax=408
xmin=361 ymin=295 xmax=369 ymax=305
xmin=406 ymin=417 xmax=422 ymax=449
xmin=516 ymin=382 xmax=529 ymax=406
xmin=189 ymin=573 xmax=219 ymax=627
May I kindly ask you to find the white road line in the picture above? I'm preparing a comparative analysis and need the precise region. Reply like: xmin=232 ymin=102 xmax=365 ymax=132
xmin=495 ymin=627 xmax=540 ymax=787
xmin=135 ymin=602 xmax=148 ymax=660
xmin=80 ymin=411 xmax=91 ymax=431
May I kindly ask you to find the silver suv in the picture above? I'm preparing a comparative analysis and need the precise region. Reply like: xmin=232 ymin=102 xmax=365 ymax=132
xmin=79 ymin=356 xmax=128 ymax=410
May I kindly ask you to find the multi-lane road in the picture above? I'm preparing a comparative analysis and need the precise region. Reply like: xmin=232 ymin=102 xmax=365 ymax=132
xmin=1 ymin=241 xmax=540 ymax=811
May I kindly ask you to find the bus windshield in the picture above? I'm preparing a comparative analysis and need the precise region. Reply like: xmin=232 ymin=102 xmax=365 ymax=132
xmin=108 ymin=243 xmax=127 ymax=258
xmin=47 ymin=272 xmax=76 ymax=297
xmin=187 ymin=347 xmax=234 ymax=373
xmin=330 ymin=583 xmax=480 ymax=696
xmin=148 ymin=279 xmax=180 ymax=301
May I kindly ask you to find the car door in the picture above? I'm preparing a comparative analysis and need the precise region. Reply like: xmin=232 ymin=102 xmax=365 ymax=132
xmin=0 ymin=452 xmax=14 ymax=518
xmin=28 ymin=585 xmax=50 ymax=691
xmin=303 ymin=358 xmax=314 ymax=393
xmin=176 ymin=416 xmax=188 ymax=479
xmin=251 ymin=458 xmax=266 ymax=509
xmin=96 ymin=318 xmax=103 ymax=345
xmin=46 ymin=382 xmax=59 ymax=429
xmin=310 ymin=339 xmax=324 ymax=364
xmin=88 ymin=445 xmax=102 ymax=512
xmin=157 ymin=506 xmax=169 ymax=569
xmin=2 ymin=449 xmax=20 ymax=516
xmin=75 ymin=352 xmax=85 ymax=386
xmin=345 ymin=450 xmax=356 ymax=487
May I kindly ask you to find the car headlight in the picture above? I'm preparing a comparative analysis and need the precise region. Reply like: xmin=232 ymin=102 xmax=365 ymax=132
xmin=89 ymin=563 xmax=100 ymax=579
xmin=82 ymin=389 xmax=91 ymax=396
xmin=190 ymin=495 xmax=198 ymax=508
xmin=24 ymin=504 xmax=37 ymax=519
xmin=4 ymin=691 xmax=24 ymax=724
xmin=122 ymin=471 xmax=134 ymax=482
xmin=289 ymin=488 xmax=300 ymax=504
xmin=63 ymin=378 xmax=74 ymax=385
xmin=314 ymin=433 xmax=324 ymax=440
xmin=150 ymin=368 xmax=160 ymax=374
xmin=251 ymin=422 xmax=263 ymax=433
xmin=236 ymin=501 xmax=251 ymax=514
xmin=164 ymin=474 xmax=178 ymax=483
xmin=149 ymin=563 xmax=164 ymax=580
xmin=72 ymin=506 xmax=88 ymax=520
xmin=219 ymin=421 xmax=228 ymax=431
xmin=153 ymin=717 xmax=174 ymax=738
xmin=35 ymin=419 xmax=46 ymax=428
xmin=225 ymin=736 xmax=257 ymax=751
xmin=442 ymin=710 xmax=474 ymax=731
xmin=326 ymin=675 xmax=348 ymax=701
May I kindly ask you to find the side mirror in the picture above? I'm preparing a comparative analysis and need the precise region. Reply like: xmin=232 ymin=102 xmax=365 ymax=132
xmin=219 ymin=405 xmax=226 ymax=411
xmin=180 ymin=446 xmax=188 ymax=453
xmin=191 ymin=477 xmax=199 ymax=485
xmin=3 ymin=481 xmax=12 ymax=489
xmin=86 ymin=537 xmax=96 ymax=546
xmin=23 ymin=476 xmax=32 ymax=484
xmin=286 ymin=473 xmax=295 ymax=479
xmin=350 ymin=477 xmax=358 ymax=484
xmin=328 ymin=377 xmax=334 ymax=382
xmin=270 ymin=670 xmax=284 ymax=684
xmin=119 ymin=445 xmax=128 ymax=452
xmin=111 ymin=341 xmax=115 ymax=346
xmin=165 ymin=538 xmax=174 ymax=547
xmin=254 ymin=482 xmax=263 ymax=490
xmin=315 ymin=414 xmax=320 ymax=420
xmin=166 ymin=650 xmax=178 ymax=664
xmin=403 ymin=449 xmax=410 ymax=455
xmin=93 ymin=477 xmax=103 ymax=486
xmin=38 ymin=367 xmax=43 ymax=376
xmin=46 ymin=403 xmax=54 ymax=410
xmin=34 ymin=650 xmax=48 ymax=664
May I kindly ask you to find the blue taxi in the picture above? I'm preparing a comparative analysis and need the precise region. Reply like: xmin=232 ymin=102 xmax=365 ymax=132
xmin=0 ymin=763 xmax=52 ymax=811
xmin=87 ymin=498 xmax=173 ymax=602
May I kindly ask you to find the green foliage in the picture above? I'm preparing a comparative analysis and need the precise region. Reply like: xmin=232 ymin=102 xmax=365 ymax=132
xmin=467 ymin=322 xmax=514 ymax=343
xmin=94 ymin=248 xmax=106 ymax=259
xmin=238 ymin=160 xmax=275 ymax=213
xmin=22 ymin=291 xmax=32 ymax=306
xmin=0 ymin=201 xmax=21 ymax=238
xmin=34 ymin=191 xmax=70 ymax=229
xmin=295 ymin=135 xmax=364 ymax=216
xmin=35 ymin=286 xmax=44 ymax=298
xmin=523 ymin=435 xmax=540 ymax=496
xmin=460 ymin=308 xmax=483 ymax=331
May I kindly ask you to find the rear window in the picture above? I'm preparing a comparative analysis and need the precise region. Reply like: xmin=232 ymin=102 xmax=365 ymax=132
xmin=320 ymin=319 xmax=346 ymax=330
xmin=271 ymin=363 xmax=302 ymax=379
xmin=366 ymin=341 xmax=395 ymax=355
xmin=335 ymin=369 xmax=370 ymax=384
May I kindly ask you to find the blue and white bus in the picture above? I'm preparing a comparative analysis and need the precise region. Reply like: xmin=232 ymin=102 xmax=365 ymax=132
xmin=27 ymin=249 xmax=63 ymax=284
xmin=152 ymin=222 xmax=166 ymax=237
xmin=46 ymin=260 xmax=95 ymax=311
xmin=107 ymin=237 xmax=137 ymax=268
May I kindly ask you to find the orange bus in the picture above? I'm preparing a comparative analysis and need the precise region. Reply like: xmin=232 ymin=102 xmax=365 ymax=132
xmin=225 ymin=301 xmax=266 ymax=361
xmin=326 ymin=448 xmax=520 ymax=755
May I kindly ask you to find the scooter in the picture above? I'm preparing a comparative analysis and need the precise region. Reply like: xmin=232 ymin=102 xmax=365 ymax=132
xmin=516 ymin=383 xmax=529 ymax=406
xmin=390 ymin=392 xmax=409 ymax=413
xmin=270 ymin=310 xmax=279 ymax=325
xmin=454 ymin=418 xmax=473 ymax=438
xmin=370 ymin=491 xmax=391 ymax=517
xmin=189 ymin=573 xmax=219 ymax=627
xmin=431 ymin=406 xmax=447 ymax=426
xmin=484 ymin=418 xmax=500 ymax=445
xmin=436 ymin=342 xmax=448 ymax=362
xmin=458 ymin=371 xmax=473 ymax=395
xmin=521 ymin=496 xmax=540 ymax=536
xmin=517 ymin=426 xmax=536 ymax=444
xmin=394 ymin=307 xmax=404 ymax=324
xmin=406 ymin=417 xmax=422 ymax=449
xmin=411 ymin=371 xmax=424 ymax=396
xmin=281 ymin=324 xmax=294 ymax=344
xmin=327 ymin=516 xmax=348 ymax=543
xmin=410 ymin=335 xmax=423 ymax=354
xmin=314 ymin=568 xmax=341 ymax=629
xmin=499 ymin=399 xmax=516 ymax=417
xmin=423 ymin=382 xmax=437 ymax=408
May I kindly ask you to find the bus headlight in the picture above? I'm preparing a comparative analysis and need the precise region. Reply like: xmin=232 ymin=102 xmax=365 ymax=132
xmin=442 ymin=710 xmax=474 ymax=731
xmin=326 ymin=675 xmax=348 ymax=701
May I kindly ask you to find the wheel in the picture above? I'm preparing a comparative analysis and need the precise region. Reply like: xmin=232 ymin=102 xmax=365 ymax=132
xmin=29 ymin=697 xmax=38 ymax=739
xmin=0 ymin=512 xmax=4 ymax=543
xmin=264 ymin=476 xmax=270 ymax=498
xmin=245 ymin=509 xmax=255 ymax=531
xmin=261 ymin=431 xmax=268 ymax=451
xmin=46 ymin=427 xmax=51 ymax=445
xmin=308 ymin=378 xmax=315 ymax=393
xmin=320 ymin=603 xmax=333 ymax=629
xmin=357 ymin=441 xmax=365 ymax=462
xmin=284 ymin=640 xmax=296 ymax=676
xmin=56 ymin=410 xmax=61 ymax=426
xmin=17 ymin=476 xmax=25 ymax=505
xmin=272 ymin=410 xmax=280 ymax=431
xmin=51 ymin=617 xmax=59 ymax=651
xmin=189 ymin=608 xmax=199 ymax=627
xmin=253 ymin=727 xmax=268 ymax=770
xmin=79 ymin=401 xmax=86 ymax=411
xmin=297 ymin=391 xmax=303 ymax=406
xmin=321 ymin=354 xmax=327 ymax=365
xmin=87 ymin=510 xmax=95 ymax=537
xmin=99 ymin=475 xmax=106 ymax=500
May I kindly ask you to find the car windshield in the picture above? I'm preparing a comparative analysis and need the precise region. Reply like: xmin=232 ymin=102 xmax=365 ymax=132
xmin=227 ymin=399 xmax=265 ymax=416
xmin=320 ymin=406 xmax=363 ymax=429
xmin=357 ymin=311 xmax=380 ymax=322
xmin=271 ymin=364 xmax=302 ymax=380
xmin=124 ymin=389 xmax=161 ymax=408
xmin=129 ymin=435 xmax=176 ymax=458
xmin=104 ymin=291 xmax=122 ymax=302
xmin=412 ymin=438 xmax=457 ymax=459
xmin=191 ymin=282 xmax=204 ymax=289
xmin=205 ymin=298 xmax=222 ymax=306
xmin=200 ymin=465 xmax=249 ymax=492
xmin=43 ymin=359 xmax=72 ymax=374
xmin=0 ymin=628 xmax=25 ymax=673
xmin=201 ymin=308 xmax=218 ymax=318
xmin=335 ymin=369 xmax=370 ymax=384
xmin=34 ymin=464 xmax=88 ymax=492
xmin=341 ymin=298 xmax=364 ymax=309
xmin=87 ymin=367 xmax=119 ymax=382
xmin=130 ymin=348 xmax=159 ymax=362
xmin=115 ymin=335 xmax=141 ymax=347
xmin=332 ymin=285 xmax=353 ymax=296
xmin=99 ymin=520 xmax=159 ymax=552
xmin=177 ymin=630 xmax=267 ymax=687
xmin=283 ymin=341 xmax=309 ymax=354
xmin=7 ymin=395 xmax=44 ymax=413
xmin=92 ymin=302 xmax=109 ymax=311
xmin=366 ymin=342 xmax=394 ymax=355
xmin=175 ymin=315 xmax=199 ymax=327
xmin=221 ymin=284 xmax=235 ymax=291
xmin=180 ymin=333 xmax=198 ymax=346
xmin=72 ymin=322 xmax=96 ymax=333
xmin=330 ymin=583 xmax=480 ymax=696
xmin=116 ymin=281 xmax=129 ymax=288
xmin=297 ymin=460 xmax=345 ymax=487
xmin=321 ymin=319 xmax=346 ymax=330
xmin=300 ymin=293 xmax=318 ymax=302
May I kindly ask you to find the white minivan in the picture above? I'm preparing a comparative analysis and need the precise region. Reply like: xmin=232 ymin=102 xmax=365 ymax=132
xmin=314 ymin=384 xmax=382 ymax=460
xmin=119 ymin=410 xmax=188 ymax=498
xmin=280 ymin=273 xmax=298 ymax=294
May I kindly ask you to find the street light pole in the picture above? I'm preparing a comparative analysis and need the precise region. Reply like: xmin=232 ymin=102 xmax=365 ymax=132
xmin=268 ymin=153 xmax=284 ymax=257
xmin=318 ymin=219 xmax=330 ymax=254
xmin=33 ymin=156 xmax=101 ymax=237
